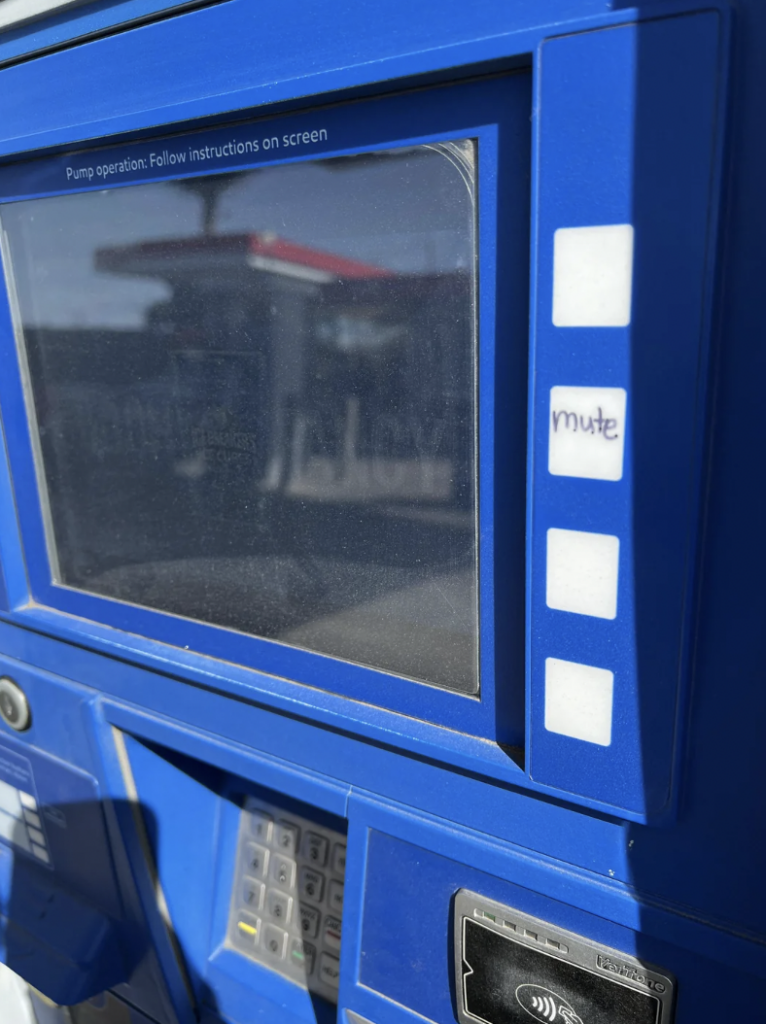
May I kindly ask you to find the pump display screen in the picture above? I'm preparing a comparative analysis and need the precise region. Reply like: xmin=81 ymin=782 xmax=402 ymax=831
xmin=0 ymin=140 xmax=478 ymax=692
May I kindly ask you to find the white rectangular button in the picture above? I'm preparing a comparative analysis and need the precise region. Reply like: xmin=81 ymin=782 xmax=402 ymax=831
xmin=0 ymin=808 xmax=29 ymax=850
xmin=552 ymin=224 xmax=634 ymax=327
xmin=546 ymin=528 xmax=619 ymax=620
xmin=0 ymin=781 xmax=22 ymax=820
xmin=545 ymin=657 xmax=614 ymax=746
xmin=548 ymin=386 xmax=627 ymax=481
xmin=27 ymin=826 xmax=45 ymax=847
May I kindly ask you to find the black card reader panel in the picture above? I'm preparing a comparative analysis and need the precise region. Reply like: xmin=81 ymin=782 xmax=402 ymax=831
xmin=454 ymin=890 xmax=674 ymax=1024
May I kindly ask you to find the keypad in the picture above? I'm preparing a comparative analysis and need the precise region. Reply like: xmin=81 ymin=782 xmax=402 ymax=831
xmin=299 ymin=865 xmax=325 ymax=902
xmin=250 ymin=811 xmax=273 ymax=843
xmin=228 ymin=796 xmax=347 ymax=1004
xmin=243 ymin=877 xmax=265 ymax=910
xmin=303 ymin=832 xmax=328 ymax=866
xmin=246 ymin=843 xmax=269 ymax=878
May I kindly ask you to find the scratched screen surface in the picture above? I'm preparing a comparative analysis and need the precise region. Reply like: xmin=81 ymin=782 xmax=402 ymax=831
xmin=0 ymin=141 xmax=479 ymax=693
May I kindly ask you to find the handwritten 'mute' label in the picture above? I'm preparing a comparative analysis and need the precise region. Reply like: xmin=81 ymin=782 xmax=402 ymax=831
xmin=548 ymin=386 xmax=627 ymax=481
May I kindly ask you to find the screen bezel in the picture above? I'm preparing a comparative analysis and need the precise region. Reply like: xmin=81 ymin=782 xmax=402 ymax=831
xmin=0 ymin=74 xmax=530 ymax=740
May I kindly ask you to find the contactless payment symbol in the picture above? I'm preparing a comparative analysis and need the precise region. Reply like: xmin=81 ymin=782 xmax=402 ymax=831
xmin=515 ymin=984 xmax=585 ymax=1024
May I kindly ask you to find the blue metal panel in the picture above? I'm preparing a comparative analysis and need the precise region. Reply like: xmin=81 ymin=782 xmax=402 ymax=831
xmin=0 ymin=1 xmax=760 ymax=1023
xmin=353 ymin=826 xmax=765 ymax=1024
xmin=0 ymin=668 xmax=136 ymax=1007
xmin=0 ymin=2 xmax=728 ymax=824
xmin=0 ymin=603 xmax=756 ymax=1023
xmin=0 ymin=73 xmax=531 ymax=743
xmin=528 ymin=15 xmax=723 ymax=815
xmin=120 ymin=734 xmax=225 ymax=1011
xmin=98 ymin=690 xmax=628 ymax=884
xmin=204 ymin=789 xmax=344 ymax=1024
xmin=0 ymin=1 xmax=658 ymax=158
xmin=0 ymin=0 xmax=221 ymax=68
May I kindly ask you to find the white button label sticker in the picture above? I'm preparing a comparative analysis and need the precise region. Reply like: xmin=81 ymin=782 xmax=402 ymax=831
xmin=546 ymin=528 xmax=620 ymax=620
xmin=544 ymin=657 xmax=614 ymax=746
xmin=548 ymin=386 xmax=627 ymax=481
xmin=552 ymin=224 xmax=634 ymax=327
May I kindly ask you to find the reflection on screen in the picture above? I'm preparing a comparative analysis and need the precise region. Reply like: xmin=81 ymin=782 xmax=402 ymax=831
xmin=1 ymin=140 xmax=479 ymax=693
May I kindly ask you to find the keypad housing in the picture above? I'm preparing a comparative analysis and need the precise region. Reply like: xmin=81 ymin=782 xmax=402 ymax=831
xmin=227 ymin=795 xmax=347 ymax=1003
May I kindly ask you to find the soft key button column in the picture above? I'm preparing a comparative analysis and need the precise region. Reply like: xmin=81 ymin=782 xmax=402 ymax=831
xmin=531 ymin=16 xmax=722 ymax=816
xmin=227 ymin=795 xmax=348 ymax=1005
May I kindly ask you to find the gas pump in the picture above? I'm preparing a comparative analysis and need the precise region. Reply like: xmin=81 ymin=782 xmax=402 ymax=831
xmin=0 ymin=2 xmax=761 ymax=1023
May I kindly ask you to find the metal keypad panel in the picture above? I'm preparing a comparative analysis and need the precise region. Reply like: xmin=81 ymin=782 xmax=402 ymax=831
xmin=228 ymin=796 xmax=347 ymax=1003
xmin=454 ymin=890 xmax=675 ymax=1024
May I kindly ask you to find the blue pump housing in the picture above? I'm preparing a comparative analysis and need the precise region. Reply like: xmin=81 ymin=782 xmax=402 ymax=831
xmin=0 ymin=1 xmax=760 ymax=1023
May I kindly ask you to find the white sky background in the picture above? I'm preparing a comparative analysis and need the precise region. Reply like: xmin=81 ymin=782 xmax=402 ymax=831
xmin=1 ymin=145 xmax=475 ymax=329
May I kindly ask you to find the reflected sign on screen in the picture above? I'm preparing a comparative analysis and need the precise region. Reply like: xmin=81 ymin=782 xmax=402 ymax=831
xmin=1 ymin=140 xmax=479 ymax=693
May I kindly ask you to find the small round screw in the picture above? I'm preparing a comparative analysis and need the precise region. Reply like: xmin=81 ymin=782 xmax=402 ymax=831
xmin=0 ymin=677 xmax=31 ymax=731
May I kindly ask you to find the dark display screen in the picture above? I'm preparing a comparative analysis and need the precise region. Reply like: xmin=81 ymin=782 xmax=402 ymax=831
xmin=1 ymin=140 xmax=479 ymax=692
